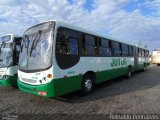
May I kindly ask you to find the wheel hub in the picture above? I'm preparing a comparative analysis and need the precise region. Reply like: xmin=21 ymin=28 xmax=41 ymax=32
xmin=85 ymin=79 xmax=92 ymax=90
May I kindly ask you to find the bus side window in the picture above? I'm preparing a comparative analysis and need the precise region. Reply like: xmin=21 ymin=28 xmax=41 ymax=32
xmin=122 ymin=44 xmax=129 ymax=56
xmin=99 ymin=38 xmax=111 ymax=56
xmin=144 ymin=50 xmax=146 ymax=57
xmin=67 ymin=37 xmax=78 ymax=55
xmin=129 ymin=46 xmax=133 ymax=56
xmin=147 ymin=50 xmax=149 ymax=57
xmin=138 ymin=48 xmax=141 ymax=57
xmin=56 ymin=27 xmax=79 ymax=55
xmin=140 ymin=49 xmax=142 ymax=57
xmin=82 ymin=34 xmax=96 ymax=56
xmin=112 ymin=41 xmax=121 ymax=56
xmin=56 ymin=28 xmax=66 ymax=54
xmin=145 ymin=50 xmax=149 ymax=57
xmin=142 ymin=49 xmax=145 ymax=57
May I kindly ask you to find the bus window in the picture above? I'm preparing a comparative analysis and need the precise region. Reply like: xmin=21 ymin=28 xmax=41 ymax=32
xmin=112 ymin=41 xmax=121 ymax=56
xmin=138 ymin=48 xmax=142 ymax=57
xmin=99 ymin=38 xmax=111 ymax=56
xmin=147 ymin=50 xmax=149 ymax=57
xmin=56 ymin=28 xmax=79 ymax=55
xmin=82 ymin=34 xmax=96 ymax=56
xmin=145 ymin=50 xmax=149 ymax=57
xmin=129 ymin=46 xmax=133 ymax=56
xmin=142 ymin=49 xmax=145 ymax=57
xmin=122 ymin=44 xmax=129 ymax=56
xmin=67 ymin=37 xmax=78 ymax=55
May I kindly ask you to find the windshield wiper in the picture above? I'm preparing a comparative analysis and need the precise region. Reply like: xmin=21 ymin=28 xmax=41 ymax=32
xmin=21 ymin=35 xmax=30 ymax=55
xmin=29 ymin=30 xmax=42 ymax=56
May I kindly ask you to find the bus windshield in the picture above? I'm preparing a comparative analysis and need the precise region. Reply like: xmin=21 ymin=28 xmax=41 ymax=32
xmin=19 ymin=22 xmax=54 ymax=71
xmin=0 ymin=35 xmax=13 ymax=67
xmin=0 ymin=43 xmax=13 ymax=67
xmin=0 ymin=35 xmax=11 ymax=43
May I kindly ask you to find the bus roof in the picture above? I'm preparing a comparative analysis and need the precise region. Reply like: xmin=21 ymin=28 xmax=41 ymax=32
xmin=0 ymin=34 xmax=21 ymax=43
xmin=28 ymin=20 xmax=149 ymax=50
xmin=1 ymin=34 xmax=21 ymax=38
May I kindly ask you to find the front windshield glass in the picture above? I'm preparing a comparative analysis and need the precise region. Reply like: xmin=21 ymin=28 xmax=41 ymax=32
xmin=0 ymin=47 xmax=13 ymax=67
xmin=0 ymin=35 xmax=11 ymax=43
xmin=0 ymin=42 xmax=13 ymax=67
xmin=19 ymin=21 xmax=54 ymax=71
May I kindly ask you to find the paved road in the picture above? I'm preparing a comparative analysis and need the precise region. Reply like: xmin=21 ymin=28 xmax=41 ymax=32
xmin=0 ymin=64 xmax=160 ymax=119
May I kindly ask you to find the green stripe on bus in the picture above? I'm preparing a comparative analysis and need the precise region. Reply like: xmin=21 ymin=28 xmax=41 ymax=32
xmin=0 ymin=75 xmax=18 ymax=86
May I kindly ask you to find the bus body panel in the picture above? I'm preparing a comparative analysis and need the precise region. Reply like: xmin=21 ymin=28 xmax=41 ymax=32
xmin=18 ymin=75 xmax=82 ymax=97
xmin=18 ymin=66 xmax=53 ymax=86
xmin=18 ymin=67 xmax=129 ymax=97
xmin=6 ymin=66 xmax=18 ymax=76
xmin=0 ymin=34 xmax=22 ymax=86
xmin=18 ymin=56 xmax=134 ymax=97
xmin=0 ymin=75 xmax=17 ymax=86
xmin=0 ymin=66 xmax=18 ymax=86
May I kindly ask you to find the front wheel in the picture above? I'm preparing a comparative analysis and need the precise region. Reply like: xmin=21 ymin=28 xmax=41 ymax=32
xmin=81 ymin=74 xmax=94 ymax=95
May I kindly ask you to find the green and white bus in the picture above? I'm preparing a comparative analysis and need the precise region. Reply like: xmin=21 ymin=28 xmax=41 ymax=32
xmin=18 ymin=21 xmax=150 ymax=97
xmin=0 ymin=34 xmax=22 ymax=86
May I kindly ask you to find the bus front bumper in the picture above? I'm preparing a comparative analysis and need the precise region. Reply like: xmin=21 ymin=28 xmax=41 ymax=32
xmin=18 ymin=80 xmax=55 ymax=97
xmin=0 ymin=75 xmax=17 ymax=86
xmin=18 ymin=75 xmax=82 ymax=97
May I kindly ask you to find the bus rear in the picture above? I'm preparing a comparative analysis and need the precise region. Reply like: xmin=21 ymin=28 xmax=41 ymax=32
xmin=0 ymin=34 xmax=22 ymax=86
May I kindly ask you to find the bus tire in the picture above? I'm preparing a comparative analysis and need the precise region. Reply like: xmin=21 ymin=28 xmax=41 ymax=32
xmin=157 ymin=64 xmax=160 ymax=66
xmin=126 ymin=66 xmax=132 ymax=78
xmin=81 ymin=74 xmax=94 ymax=95
xmin=142 ymin=64 xmax=146 ymax=72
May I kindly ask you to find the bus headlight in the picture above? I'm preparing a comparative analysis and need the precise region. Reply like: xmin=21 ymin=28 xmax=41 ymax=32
xmin=47 ymin=74 xmax=52 ymax=78
xmin=42 ymin=77 xmax=46 ymax=81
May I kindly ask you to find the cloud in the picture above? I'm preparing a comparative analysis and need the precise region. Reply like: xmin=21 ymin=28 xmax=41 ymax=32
xmin=144 ymin=0 xmax=160 ymax=16
xmin=0 ymin=0 xmax=160 ymax=51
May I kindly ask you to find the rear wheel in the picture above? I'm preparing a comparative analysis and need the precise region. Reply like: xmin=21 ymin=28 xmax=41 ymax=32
xmin=142 ymin=64 xmax=146 ymax=72
xmin=81 ymin=74 xmax=94 ymax=95
xmin=127 ymin=66 xmax=132 ymax=78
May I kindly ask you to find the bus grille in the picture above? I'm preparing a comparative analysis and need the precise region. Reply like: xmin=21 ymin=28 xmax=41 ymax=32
xmin=21 ymin=78 xmax=37 ymax=83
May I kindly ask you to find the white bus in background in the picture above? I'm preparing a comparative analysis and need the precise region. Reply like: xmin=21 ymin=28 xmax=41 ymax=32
xmin=151 ymin=48 xmax=160 ymax=66
xmin=0 ymin=34 xmax=22 ymax=86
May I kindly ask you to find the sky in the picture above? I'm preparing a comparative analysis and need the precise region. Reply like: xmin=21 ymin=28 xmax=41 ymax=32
xmin=0 ymin=0 xmax=160 ymax=51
